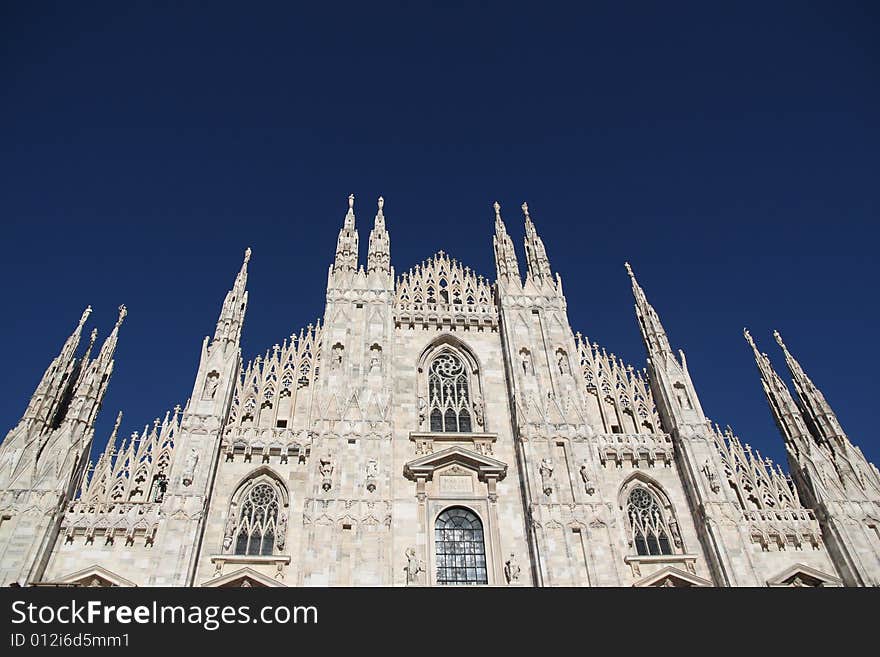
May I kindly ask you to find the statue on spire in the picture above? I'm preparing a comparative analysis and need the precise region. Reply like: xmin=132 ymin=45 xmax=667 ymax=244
xmin=367 ymin=195 xmax=391 ymax=276
xmin=334 ymin=194 xmax=359 ymax=273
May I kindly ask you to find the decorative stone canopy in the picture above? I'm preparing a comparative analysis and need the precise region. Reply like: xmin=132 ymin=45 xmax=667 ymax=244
xmin=404 ymin=445 xmax=507 ymax=483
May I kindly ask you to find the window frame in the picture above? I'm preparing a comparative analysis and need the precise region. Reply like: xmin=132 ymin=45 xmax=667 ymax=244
xmin=433 ymin=506 xmax=489 ymax=586
xmin=224 ymin=469 xmax=289 ymax=558
xmin=619 ymin=477 xmax=681 ymax=558
xmin=418 ymin=338 xmax=485 ymax=434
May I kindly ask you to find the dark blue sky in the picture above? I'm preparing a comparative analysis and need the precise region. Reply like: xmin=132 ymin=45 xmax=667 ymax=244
xmin=1 ymin=2 xmax=877 ymax=468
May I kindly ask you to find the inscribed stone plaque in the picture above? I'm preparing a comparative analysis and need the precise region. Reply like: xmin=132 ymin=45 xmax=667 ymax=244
xmin=440 ymin=475 xmax=473 ymax=494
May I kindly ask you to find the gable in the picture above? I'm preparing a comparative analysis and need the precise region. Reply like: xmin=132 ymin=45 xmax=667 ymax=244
xmin=766 ymin=564 xmax=842 ymax=587
xmin=632 ymin=566 xmax=712 ymax=588
xmin=404 ymin=445 xmax=507 ymax=483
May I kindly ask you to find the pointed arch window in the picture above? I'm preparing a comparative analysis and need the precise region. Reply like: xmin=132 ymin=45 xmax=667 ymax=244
xmin=225 ymin=475 xmax=288 ymax=557
xmin=626 ymin=487 xmax=674 ymax=556
xmin=428 ymin=352 xmax=473 ymax=433
xmin=235 ymin=483 xmax=279 ymax=556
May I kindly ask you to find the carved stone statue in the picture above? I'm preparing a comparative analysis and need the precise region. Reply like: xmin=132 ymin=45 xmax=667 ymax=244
xmin=369 ymin=346 xmax=382 ymax=372
xmin=669 ymin=517 xmax=683 ymax=548
xmin=579 ymin=463 xmax=595 ymax=495
xmin=521 ymin=350 xmax=532 ymax=375
xmin=275 ymin=512 xmax=288 ymax=550
xmin=558 ymin=353 xmax=570 ymax=375
xmin=366 ymin=458 xmax=378 ymax=492
xmin=404 ymin=547 xmax=424 ymax=585
xmin=181 ymin=448 xmax=199 ymax=486
xmin=417 ymin=396 xmax=427 ymax=425
xmin=222 ymin=511 xmax=237 ymax=551
xmin=319 ymin=454 xmax=334 ymax=491
xmin=331 ymin=344 xmax=344 ymax=370
xmin=504 ymin=553 xmax=521 ymax=584
xmin=203 ymin=371 xmax=220 ymax=400
xmin=539 ymin=458 xmax=554 ymax=496
xmin=473 ymin=393 xmax=484 ymax=427
xmin=702 ymin=459 xmax=720 ymax=493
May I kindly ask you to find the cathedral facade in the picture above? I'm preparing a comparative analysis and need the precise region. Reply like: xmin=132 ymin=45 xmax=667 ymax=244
xmin=1 ymin=196 xmax=879 ymax=587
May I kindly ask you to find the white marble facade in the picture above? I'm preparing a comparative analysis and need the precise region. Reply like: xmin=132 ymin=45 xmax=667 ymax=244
xmin=1 ymin=197 xmax=879 ymax=588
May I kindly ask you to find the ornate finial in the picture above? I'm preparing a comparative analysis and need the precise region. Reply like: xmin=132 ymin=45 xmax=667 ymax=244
xmin=377 ymin=196 xmax=384 ymax=212
xmin=493 ymin=201 xmax=501 ymax=217
xmin=348 ymin=193 xmax=355 ymax=210
xmin=624 ymin=262 xmax=634 ymax=278
xmin=521 ymin=201 xmax=530 ymax=218
xmin=116 ymin=304 xmax=127 ymax=327
xmin=79 ymin=305 xmax=93 ymax=326
xmin=89 ymin=328 xmax=98 ymax=345
xmin=773 ymin=330 xmax=787 ymax=351
xmin=743 ymin=328 xmax=755 ymax=349
xmin=243 ymin=247 xmax=252 ymax=264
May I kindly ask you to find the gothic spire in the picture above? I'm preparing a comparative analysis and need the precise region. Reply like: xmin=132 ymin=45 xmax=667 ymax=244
xmin=92 ymin=305 xmax=127 ymax=374
xmin=626 ymin=262 xmax=673 ymax=361
xmin=212 ymin=248 xmax=250 ymax=348
xmin=334 ymin=193 xmax=359 ymax=272
xmin=743 ymin=329 xmax=812 ymax=456
xmin=773 ymin=330 xmax=846 ymax=442
xmin=64 ymin=305 xmax=127 ymax=429
xmin=492 ymin=201 xmax=521 ymax=285
xmin=18 ymin=305 xmax=94 ymax=432
xmin=367 ymin=195 xmax=391 ymax=275
xmin=772 ymin=330 xmax=875 ymax=493
xmin=522 ymin=202 xmax=553 ymax=282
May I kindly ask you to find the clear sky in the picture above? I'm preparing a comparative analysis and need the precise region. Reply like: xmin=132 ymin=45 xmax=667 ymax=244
xmin=1 ymin=2 xmax=877 ymax=469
